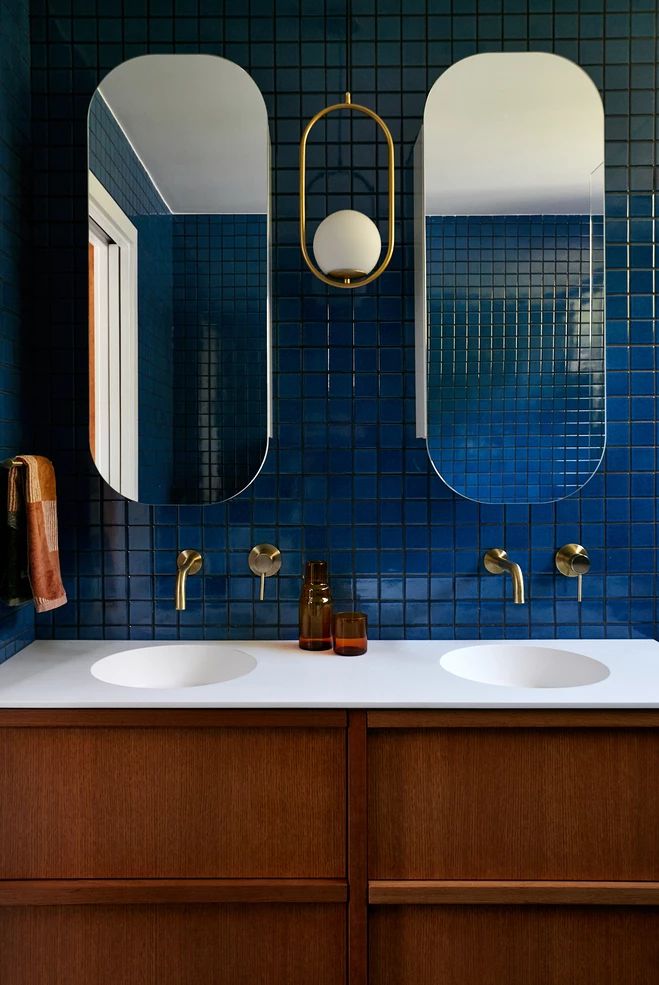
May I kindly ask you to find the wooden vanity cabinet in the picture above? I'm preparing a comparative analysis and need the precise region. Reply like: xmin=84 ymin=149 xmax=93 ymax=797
xmin=0 ymin=710 xmax=346 ymax=879
xmin=366 ymin=710 xmax=659 ymax=985
xmin=367 ymin=710 xmax=659 ymax=880
xmin=1 ymin=707 xmax=658 ymax=985
xmin=0 ymin=709 xmax=349 ymax=985
xmin=1 ymin=903 xmax=347 ymax=985
xmin=369 ymin=904 xmax=659 ymax=985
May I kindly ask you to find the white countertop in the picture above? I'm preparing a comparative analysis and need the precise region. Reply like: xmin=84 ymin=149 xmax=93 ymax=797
xmin=0 ymin=638 xmax=658 ymax=708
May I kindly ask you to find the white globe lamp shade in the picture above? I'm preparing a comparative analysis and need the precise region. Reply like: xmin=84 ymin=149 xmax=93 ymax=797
xmin=312 ymin=209 xmax=382 ymax=280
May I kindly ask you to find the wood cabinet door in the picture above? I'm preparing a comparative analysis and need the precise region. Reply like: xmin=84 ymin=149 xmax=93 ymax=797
xmin=368 ymin=723 xmax=659 ymax=879
xmin=0 ymin=715 xmax=346 ymax=878
xmin=370 ymin=905 xmax=659 ymax=985
xmin=0 ymin=903 xmax=346 ymax=985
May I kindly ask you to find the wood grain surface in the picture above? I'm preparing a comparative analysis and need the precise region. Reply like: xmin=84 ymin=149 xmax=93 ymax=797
xmin=0 ymin=709 xmax=347 ymax=727
xmin=369 ymin=880 xmax=659 ymax=905
xmin=0 ymin=879 xmax=348 ymax=905
xmin=0 ymin=903 xmax=346 ymax=985
xmin=367 ymin=710 xmax=659 ymax=728
xmin=369 ymin=905 xmax=659 ymax=985
xmin=368 ymin=725 xmax=659 ymax=879
xmin=0 ymin=724 xmax=346 ymax=878
xmin=347 ymin=711 xmax=368 ymax=985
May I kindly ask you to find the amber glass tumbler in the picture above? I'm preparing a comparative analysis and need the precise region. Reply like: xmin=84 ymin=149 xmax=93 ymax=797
xmin=333 ymin=612 xmax=368 ymax=656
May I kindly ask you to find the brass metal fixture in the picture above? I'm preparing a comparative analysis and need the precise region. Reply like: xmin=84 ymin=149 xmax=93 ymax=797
xmin=483 ymin=548 xmax=525 ymax=605
xmin=248 ymin=543 xmax=282 ymax=601
xmin=299 ymin=91 xmax=395 ymax=289
xmin=175 ymin=549 xmax=202 ymax=611
xmin=555 ymin=543 xmax=591 ymax=602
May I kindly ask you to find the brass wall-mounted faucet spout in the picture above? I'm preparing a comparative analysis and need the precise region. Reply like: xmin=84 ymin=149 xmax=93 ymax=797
xmin=483 ymin=548 xmax=525 ymax=604
xmin=175 ymin=549 xmax=203 ymax=610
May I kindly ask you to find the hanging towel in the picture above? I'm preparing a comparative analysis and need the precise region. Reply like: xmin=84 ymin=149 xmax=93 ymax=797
xmin=1 ymin=456 xmax=67 ymax=613
xmin=0 ymin=461 xmax=30 ymax=606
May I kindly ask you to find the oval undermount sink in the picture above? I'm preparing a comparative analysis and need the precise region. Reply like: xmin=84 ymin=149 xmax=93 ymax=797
xmin=91 ymin=644 xmax=257 ymax=689
xmin=440 ymin=644 xmax=609 ymax=689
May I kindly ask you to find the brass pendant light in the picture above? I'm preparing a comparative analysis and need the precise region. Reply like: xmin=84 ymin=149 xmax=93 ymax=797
xmin=299 ymin=2 xmax=395 ymax=289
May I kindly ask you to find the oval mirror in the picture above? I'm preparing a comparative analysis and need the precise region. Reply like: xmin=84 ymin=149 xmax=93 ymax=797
xmin=88 ymin=55 xmax=270 ymax=504
xmin=415 ymin=53 xmax=605 ymax=504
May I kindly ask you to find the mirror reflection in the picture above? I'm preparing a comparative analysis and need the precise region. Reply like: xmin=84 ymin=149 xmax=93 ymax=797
xmin=88 ymin=55 xmax=270 ymax=504
xmin=416 ymin=53 xmax=605 ymax=504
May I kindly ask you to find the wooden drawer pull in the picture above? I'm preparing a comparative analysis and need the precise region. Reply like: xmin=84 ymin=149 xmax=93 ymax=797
xmin=0 ymin=879 xmax=348 ymax=906
xmin=369 ymin=881 xmax=659 ymax=905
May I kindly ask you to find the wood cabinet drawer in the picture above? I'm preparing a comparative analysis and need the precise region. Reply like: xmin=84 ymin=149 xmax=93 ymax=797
xmin=0 ymin=717 xmax=346 ymax=878
xmin=368 ymin=724 xmax=659 ymax=879
xmin=369 ymin=905 xmax=659 ymax=985
xmin=0 ymin=903 xmax=346 ymax=985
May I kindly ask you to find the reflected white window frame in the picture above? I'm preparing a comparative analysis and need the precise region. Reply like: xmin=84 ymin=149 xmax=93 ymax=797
xmin=88 ymin=172 xmax=139 ymax=501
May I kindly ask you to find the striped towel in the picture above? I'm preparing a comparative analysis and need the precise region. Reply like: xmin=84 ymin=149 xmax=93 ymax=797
xmin=3 ymin=456 xmax=67 ymax=613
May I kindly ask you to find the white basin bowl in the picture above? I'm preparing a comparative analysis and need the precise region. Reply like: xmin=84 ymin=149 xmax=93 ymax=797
xmin=440 ymin=644 xmax=610 ymax=689
xmin=91 ymin=644 xmax=257 ymax=689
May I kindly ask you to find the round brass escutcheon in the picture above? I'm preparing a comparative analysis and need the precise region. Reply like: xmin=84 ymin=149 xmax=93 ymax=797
xmin=555 ymin=543 xmax=591 ymax=578
xmin=483 ymin=547 xmax=510 ymax=575
xmin=248 ymin=544 xmax=282 ymax=577
xmin=177 ymin=549 xmax=203 ymax=576
xmin=248 ymin=544 xmax=282 ymax=601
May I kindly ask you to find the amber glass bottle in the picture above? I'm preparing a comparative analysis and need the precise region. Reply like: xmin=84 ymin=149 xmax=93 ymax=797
xmin=299 ymin=561 xmax=333 ymax=651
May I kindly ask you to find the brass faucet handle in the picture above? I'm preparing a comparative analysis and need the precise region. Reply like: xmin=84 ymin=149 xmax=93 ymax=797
xmin=248 ymin=544 xmax=282 ymax=601
xmin=555 ymin=544 xmax=590 ymax=602
xmin=177 ymin=549 xmax=203 ymax=574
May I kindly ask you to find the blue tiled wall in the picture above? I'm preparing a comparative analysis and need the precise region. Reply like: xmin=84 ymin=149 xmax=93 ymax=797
xmin=88 ymin=93 xmax=169 ymax=218
xmin=2 ymin=0 xmax=655 ymax=647
xmin=426 ymin=213 xmax=606 ymax=504
xmin=172 ymin=214 xmax=268 ymax=505
xmin=0 ymin=0 xmax=34 ymax=662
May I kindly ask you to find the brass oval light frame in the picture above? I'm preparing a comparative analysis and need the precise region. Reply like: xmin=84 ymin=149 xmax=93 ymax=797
xmin=299 ymin=92 xmax=395 ymax=289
